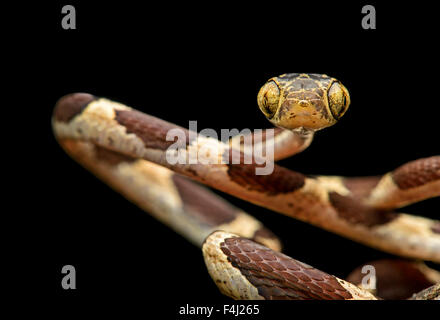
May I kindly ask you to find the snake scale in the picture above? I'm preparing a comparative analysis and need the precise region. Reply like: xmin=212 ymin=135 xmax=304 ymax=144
xmin=52 ymin=73 xmax=440 ymax=300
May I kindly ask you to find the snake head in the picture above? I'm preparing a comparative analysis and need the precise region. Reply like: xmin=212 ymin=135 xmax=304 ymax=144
xmin=257 ymin=73 xmax=350 ymax=131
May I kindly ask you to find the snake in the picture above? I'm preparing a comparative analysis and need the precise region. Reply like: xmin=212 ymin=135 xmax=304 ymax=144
xmin=52 ymin=73 xmax=440 ymax=300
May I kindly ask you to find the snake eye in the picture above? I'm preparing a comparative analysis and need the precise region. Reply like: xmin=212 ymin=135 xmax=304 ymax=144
xmin=257 ymin=81 xmax=281 ymax=119
xmin=327 ymin=81 xmax=350 ymax=120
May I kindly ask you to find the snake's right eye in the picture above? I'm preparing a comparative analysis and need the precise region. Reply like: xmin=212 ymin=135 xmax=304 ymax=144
xmin=257 ymin=81 xmax=280 ymax=119
xmin=327 ymin=81 xmax=350 ymax=121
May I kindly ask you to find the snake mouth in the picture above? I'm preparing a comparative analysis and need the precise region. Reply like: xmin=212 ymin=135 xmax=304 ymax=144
xmin=269 ymin=100 xmax=333 ymax=131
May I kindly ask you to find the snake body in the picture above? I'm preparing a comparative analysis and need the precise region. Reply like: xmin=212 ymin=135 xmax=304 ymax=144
xmin=52 ymin=73 xmax=440 ymax=300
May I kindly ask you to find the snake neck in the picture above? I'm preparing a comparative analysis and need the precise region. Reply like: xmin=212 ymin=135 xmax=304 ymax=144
xmin=291 ymin=127 xmax=315 ymax=140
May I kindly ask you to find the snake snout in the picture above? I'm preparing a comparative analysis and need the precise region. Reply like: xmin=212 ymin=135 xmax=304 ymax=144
xmin=298 ymin=100 xmax=309 ymax=108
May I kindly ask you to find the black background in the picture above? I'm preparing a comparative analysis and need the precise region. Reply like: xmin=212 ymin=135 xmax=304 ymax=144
xmin=17 ymin=1 xmax=440 ymax=315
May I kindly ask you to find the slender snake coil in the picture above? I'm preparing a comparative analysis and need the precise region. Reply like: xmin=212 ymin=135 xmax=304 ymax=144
xmin=52 ymin=73 xmax=440 ymax=300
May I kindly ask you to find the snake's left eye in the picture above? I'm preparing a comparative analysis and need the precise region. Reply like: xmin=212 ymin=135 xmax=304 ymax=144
xmin=327 ymin=81 xmax=350 ymax=120
xmin=257 ymin=81 xmax=281 ymax=119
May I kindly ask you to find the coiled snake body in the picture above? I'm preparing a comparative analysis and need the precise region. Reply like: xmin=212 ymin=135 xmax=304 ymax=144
xmin=52 ymin=73 xmax=440 ymax=300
